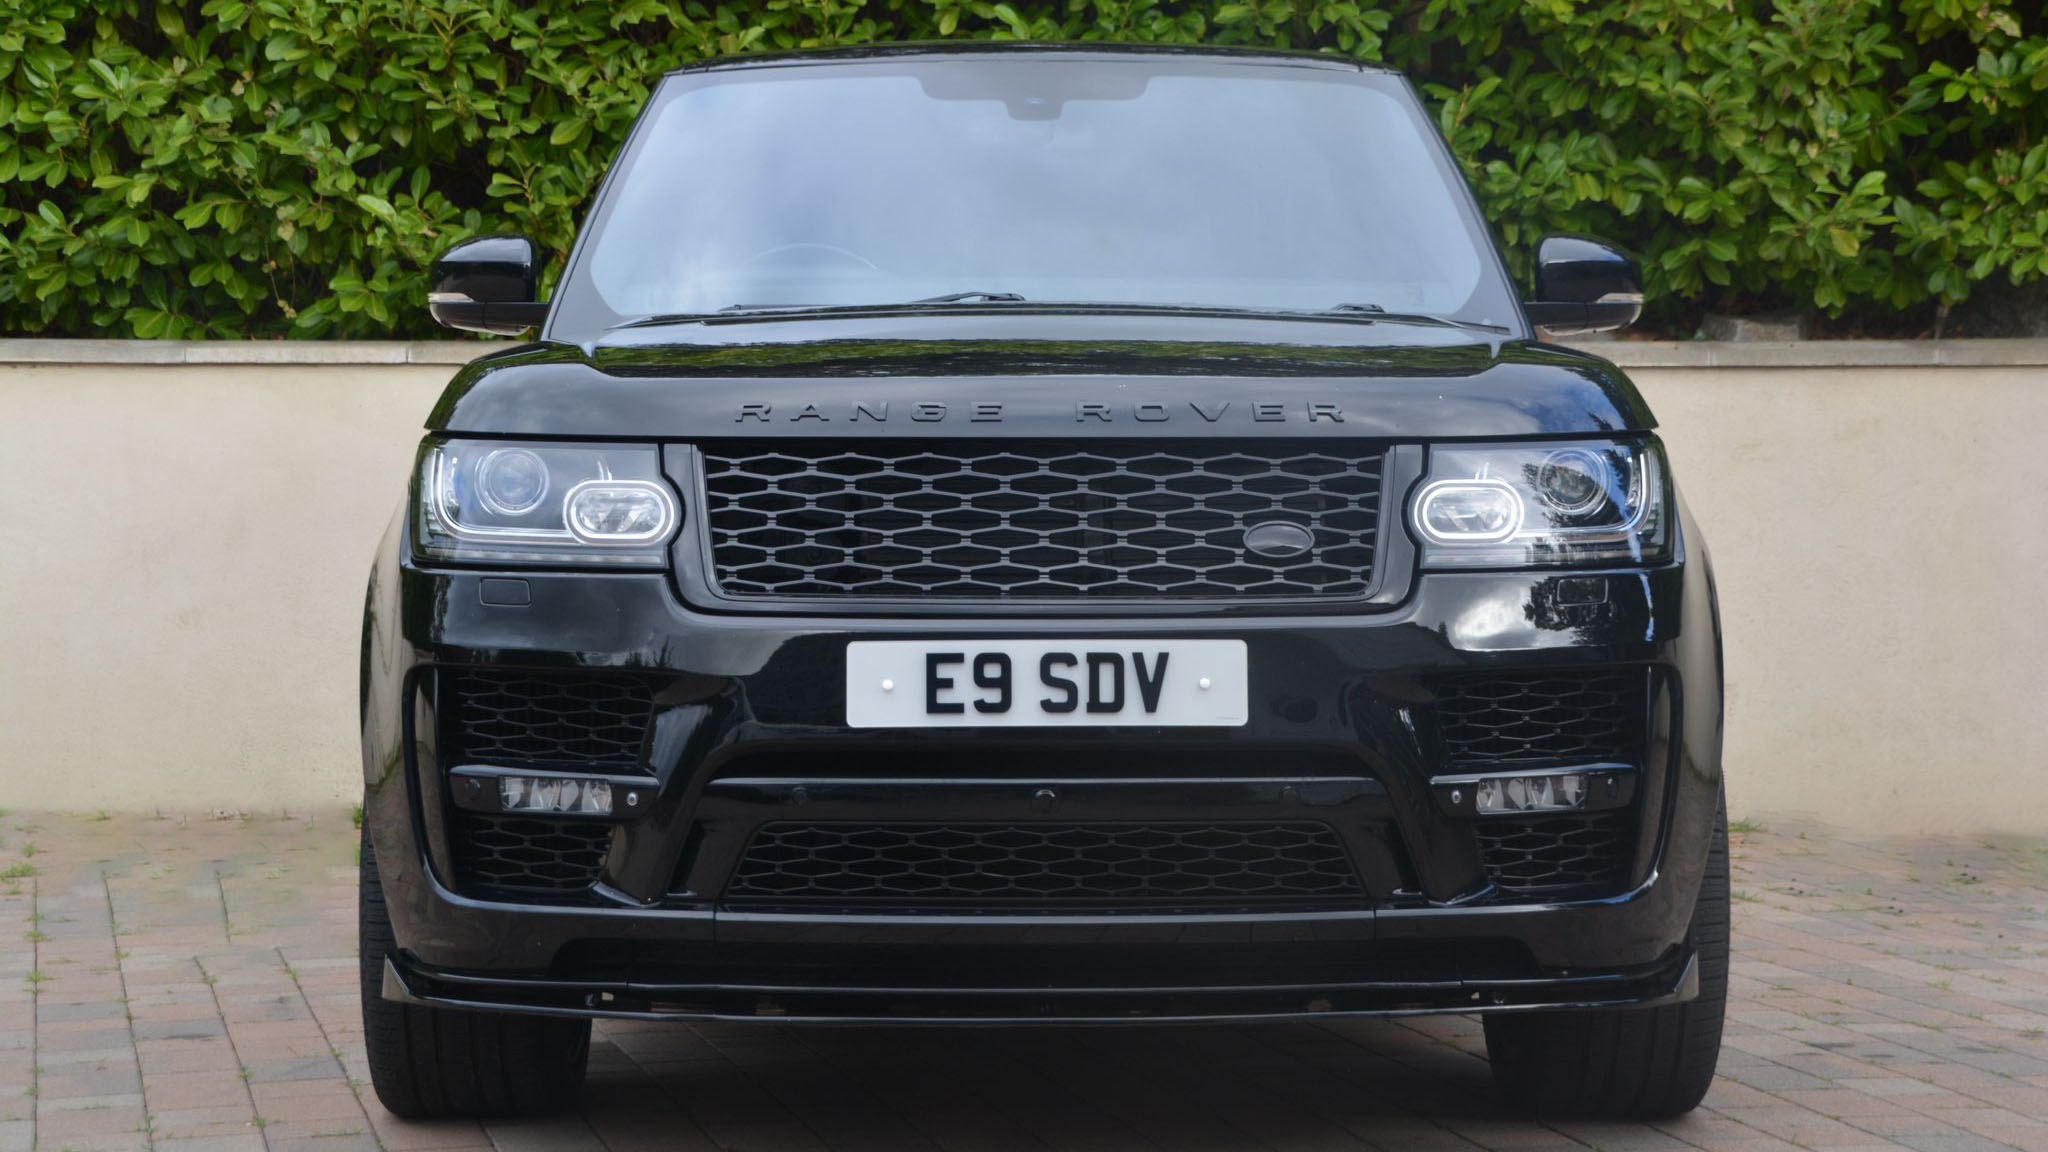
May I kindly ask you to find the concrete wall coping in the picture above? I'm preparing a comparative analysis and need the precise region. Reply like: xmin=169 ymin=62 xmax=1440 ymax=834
xmin=3 ymin=337 xmax=2048 ymax=369
xmin=0 ymin=339 xmax=486 ymax=366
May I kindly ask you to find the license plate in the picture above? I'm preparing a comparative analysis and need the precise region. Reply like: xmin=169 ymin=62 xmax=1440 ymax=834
xmin=846 ymin=639 xmax=1248 ymax=728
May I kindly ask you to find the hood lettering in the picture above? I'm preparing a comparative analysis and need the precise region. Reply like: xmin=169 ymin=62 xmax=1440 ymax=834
xmin=733 ymin=400 xmax=1345 ymax=424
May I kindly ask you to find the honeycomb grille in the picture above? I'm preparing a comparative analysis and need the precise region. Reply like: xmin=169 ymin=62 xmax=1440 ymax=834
xmin=1436 ymin=670 xmax=1644 ymax=765
xmin=725 ymin=822 xmax=1363 ymax=905
xmin=450 ymin=814 xmax=611 ymax=897
xmin=698 ymin=441 xmax=1384 ymax=601
xmin=443 ymin=668 xmax=654 ymax=769
xmin=1474 ymin=812 xmax=1634 ymax=896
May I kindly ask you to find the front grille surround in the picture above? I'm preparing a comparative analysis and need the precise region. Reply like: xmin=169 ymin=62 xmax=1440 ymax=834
xmin=725 ymin=821 xmax=1365 ymax=907
xmin=692 ymin=441 xmax=1388 ymax=606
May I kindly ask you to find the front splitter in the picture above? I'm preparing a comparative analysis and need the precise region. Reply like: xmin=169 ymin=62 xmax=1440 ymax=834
xmin=382 ymin=948 xmax=1697 ymax=1026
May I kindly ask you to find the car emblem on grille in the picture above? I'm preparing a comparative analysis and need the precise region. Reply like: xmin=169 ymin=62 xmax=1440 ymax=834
xmin=1242 ymin=521 xmax=1316 ymax=560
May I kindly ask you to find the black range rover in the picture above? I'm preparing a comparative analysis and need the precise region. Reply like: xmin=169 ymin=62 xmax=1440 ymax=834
xmin=360 ymin=44 xmax=1727 ymax=1121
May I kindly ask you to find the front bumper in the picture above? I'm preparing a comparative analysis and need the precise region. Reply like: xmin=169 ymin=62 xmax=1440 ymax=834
xmin=381 ymin=946 xmax=1699 ymax=1024
xmin=359 ymin=508 xmax=1723 ymax=1023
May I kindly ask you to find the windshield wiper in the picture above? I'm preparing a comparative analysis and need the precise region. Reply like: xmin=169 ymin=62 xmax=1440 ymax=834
xmin=911 ymin=291 xmax=1026 ymax=304
xmin=1321 ymin=303 xmax=1510 ymax=334
xmin=609 ymin=294 xmax=1029 ymax=330
xmin=609 ymin=297 xmax=1507 ymax=335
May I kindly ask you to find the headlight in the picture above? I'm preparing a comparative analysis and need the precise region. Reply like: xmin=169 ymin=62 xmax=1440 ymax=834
xmin=414 ymin=439 xmax=678 ymax=566
xmin=1411 ymin=438 xmax=1670 ymax=568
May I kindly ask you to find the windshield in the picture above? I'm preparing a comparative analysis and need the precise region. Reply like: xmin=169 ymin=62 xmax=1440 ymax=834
xmin=554 ymin=55 xmax=1518 ymax=337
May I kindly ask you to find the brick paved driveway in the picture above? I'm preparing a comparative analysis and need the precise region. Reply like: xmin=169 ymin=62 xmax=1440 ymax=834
xmin=2 ymin=812 xmax=2045 ymax=1152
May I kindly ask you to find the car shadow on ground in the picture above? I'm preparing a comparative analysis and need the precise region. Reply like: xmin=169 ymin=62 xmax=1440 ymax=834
xmin=4 ymin=811 xmax=2045 ymax=1151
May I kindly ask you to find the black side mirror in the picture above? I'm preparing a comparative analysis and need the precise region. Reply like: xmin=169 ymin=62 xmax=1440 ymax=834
xmin=427 ymin=235 xmax=549 ymax=335
xmin=1523 ymin=235 xmax=1642 ymax=336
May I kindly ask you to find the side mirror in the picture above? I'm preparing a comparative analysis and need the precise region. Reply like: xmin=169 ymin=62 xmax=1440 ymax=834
xmin=427 ymin=235 xmax=550 ymax=335
xmin=1523 ymin=235 xmax=1642 ymax=336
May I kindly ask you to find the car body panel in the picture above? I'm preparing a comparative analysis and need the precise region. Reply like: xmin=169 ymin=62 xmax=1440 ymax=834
xmin=365 ymin=44 xmax=1719 ymax=1026
xmin=431 ymin=321 xmax=1654 ymax=441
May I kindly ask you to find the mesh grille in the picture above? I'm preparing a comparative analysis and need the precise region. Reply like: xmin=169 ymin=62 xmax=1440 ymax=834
xmin=443 ymin=668 xmax=654 ymax=769
xmin=725 ymin=822 xmax=1363 ymax=905
xmin=450 ymin=814 xmax=610 ymax=896
xmin=1474 ymin=812 xmax=1633 ymax=895
xmin=699 ymin=442 xmax=1384 ymax=601
xmin=1436 ymin=670 xmax=1643 ymax=764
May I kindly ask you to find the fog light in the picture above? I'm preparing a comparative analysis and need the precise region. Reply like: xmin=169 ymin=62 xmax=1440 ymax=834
xmin=500 ymin=775 xmax=614 ymax=816
xmin=1432 ymin=765 xmax=1635 ymax=818
xmin=1475 ymin=772 xmax=1587 ymax=814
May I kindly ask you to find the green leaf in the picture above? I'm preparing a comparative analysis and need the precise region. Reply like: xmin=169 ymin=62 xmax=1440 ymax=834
xmin=0 ymin=0 xmax=2040 ymax=338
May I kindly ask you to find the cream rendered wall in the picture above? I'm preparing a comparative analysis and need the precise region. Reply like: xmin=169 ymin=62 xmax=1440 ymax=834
xmin=0 ymin=363 xmax=446 ymax=811
xmin=0 ymin=349 xmax=2041 ymax=833
xmin=1635 ymin=365 xmax=2048 ymax=835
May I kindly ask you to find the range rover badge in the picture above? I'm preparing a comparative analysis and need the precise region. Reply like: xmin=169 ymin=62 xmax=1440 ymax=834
xmin=1243 ymin=521 xmax=1315 ymax=560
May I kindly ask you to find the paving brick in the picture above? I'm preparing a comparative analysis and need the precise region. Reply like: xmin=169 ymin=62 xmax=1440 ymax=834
xmin=154 ymin=1136 xmax=268 ymax=1152
xmin=143 ymin=1069 xmax=259 ymax=1111
xmin=8 ymin=811 xmax=2047 ymax=1151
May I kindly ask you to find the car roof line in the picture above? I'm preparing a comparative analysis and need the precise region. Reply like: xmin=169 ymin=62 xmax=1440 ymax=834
xmin=664 ymin=41 xmax=1392 ymax=78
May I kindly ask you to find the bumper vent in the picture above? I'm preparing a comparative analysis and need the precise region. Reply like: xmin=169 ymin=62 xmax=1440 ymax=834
xmin=437 ymin=667 xmax=659 ymax=901
xmin=443 ymin=668 xmax=654 ymax=770
xmin=1474 ymin=812 xmax=1634 ymax=896
xmin=725 ymin=822 xmax=1363 ymax=905
xmin=697 ymin=441 xmax=1385 ymax=602
xmin=1435 ymin=670 xmax=1645 ymax=765
xmin=449 ymin=814 xmax=611 ymax=897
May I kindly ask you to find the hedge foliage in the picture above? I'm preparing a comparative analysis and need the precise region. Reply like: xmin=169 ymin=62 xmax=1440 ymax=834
xmin=2 ymin=0 xmax=2043 ymax=339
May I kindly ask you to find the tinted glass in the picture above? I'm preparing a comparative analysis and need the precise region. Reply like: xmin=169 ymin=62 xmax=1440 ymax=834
xmin=559 ymin=57 xmax=1515 ymax=334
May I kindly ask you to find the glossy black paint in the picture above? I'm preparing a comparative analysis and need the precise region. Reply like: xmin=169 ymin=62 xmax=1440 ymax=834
xmin=428 ymin=234 xmax=547 ymax=335
xmin=1525 ymin=235 xmax=1644 ymax=336
xmin=361 ymin=497 xmax=1723 ymax=1019
xmin=364 ymin=45 xmax=1722 ymax=1025
xmin=430 ymin=316 xmax=1654 ymax=440
xmin=381 ymin=949 xmax=1700 ymax=1024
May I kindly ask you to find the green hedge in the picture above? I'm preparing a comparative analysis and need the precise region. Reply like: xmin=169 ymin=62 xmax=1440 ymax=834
xmin=2 ymin=0 xmax=2043 ymax=339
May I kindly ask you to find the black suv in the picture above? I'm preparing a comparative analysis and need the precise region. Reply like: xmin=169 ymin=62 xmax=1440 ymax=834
xmin=360 ymin=44 xmax=1727 ymax=1122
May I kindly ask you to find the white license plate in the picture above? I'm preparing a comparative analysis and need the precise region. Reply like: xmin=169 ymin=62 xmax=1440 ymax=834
xmin=846 ymin=639 xmax=1247 ymax=728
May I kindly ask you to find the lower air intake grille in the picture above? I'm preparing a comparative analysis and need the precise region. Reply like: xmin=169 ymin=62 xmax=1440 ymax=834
xmin=1474 ymin=812 xmax=1633 ymax=896
xmin=443 ymin=668 xmax=655 ymax=769
xmin=1435 ymin=670 xmax=1644 ymax=764
xmin=726 ymin=822 xmax=1363 ymax=905
xmin=450 ymin=814 xmax=611 ymax=897
xmin=698 ymin=441 xmax=1385 ymax=603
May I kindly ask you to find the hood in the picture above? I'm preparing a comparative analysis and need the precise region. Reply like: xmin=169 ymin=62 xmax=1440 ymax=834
xmin=428 ymin=313 xmax=1654 ymax=440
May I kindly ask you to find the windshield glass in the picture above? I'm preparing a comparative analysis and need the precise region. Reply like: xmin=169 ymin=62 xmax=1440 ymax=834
xmin=557 ymin=55 xmax=1517 ymax=335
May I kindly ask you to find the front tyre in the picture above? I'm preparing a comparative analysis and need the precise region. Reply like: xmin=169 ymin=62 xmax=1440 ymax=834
xmin=1483 ymin=790 xmax=1729 ymax=1119
xmin=358 ymin=821 xmax=592 ymax=1119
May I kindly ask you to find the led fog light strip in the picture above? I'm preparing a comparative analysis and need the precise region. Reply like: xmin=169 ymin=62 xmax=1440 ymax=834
xmin=447 ymin=766 xmax=658 ymax=820
xmin=1429 ymin=763 xmax=1636 ymax=818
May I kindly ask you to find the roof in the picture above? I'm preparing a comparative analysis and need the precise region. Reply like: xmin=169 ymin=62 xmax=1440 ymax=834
xmin=668 ymin=40 xmax=1393 ymax=78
